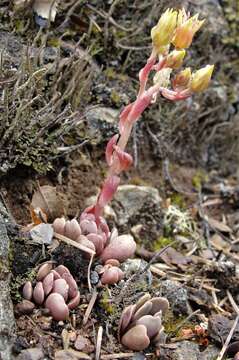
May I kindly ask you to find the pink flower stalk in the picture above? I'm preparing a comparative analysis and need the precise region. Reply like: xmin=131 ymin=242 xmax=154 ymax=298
xmin=83 ymin=7 xmax=214 ymax=221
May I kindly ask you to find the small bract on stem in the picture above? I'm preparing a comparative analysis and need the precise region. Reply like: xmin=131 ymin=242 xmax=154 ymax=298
xmin=83 ymin=7 xmax=214 ymax=222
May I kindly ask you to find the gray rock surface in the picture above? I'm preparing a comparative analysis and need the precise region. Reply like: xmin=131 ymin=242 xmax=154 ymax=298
xmin=160 ymin=340 xmax=219 ymax=360
xmin=16 ymin=347 xmax=45 ymax=360
xmin=160 ymin=280 xmax=191 ymax=315
xmin=0 ymin=201 xmax=16 ymax=360
xmin=85 ymin=106 xmax=119 ymax=144
xmin=113 ymin=185 xmax=162 ymax=227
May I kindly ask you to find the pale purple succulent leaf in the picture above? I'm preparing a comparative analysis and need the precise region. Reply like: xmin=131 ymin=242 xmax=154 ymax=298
xmin=61 ymin=272 xmax=78 ymax=299
xmin=134 ymin=293 xmax=151 ymax=312
xmin=43 ymin=272 xmax=54 ymax=296
xmin=67 ymin=291 xmax=81 ymax=310
xmin=33 ymin=282 xmax=45 ymax=305
xmin=54 ymin=265 xmax=71 ymax=277
xmin=36 ymin=262 xmax=53 ymax=281
xmin=51 ymin=270 xmax=61 ymax=280
xmin=86 ymin=233 xmax=104 ymax=255
xmin=150 ymin=297 xmax=169 ymax=315
xmin=136 ymin=315 xmax=161 ymax=339
xmin=100 ymin=266 xmax=121 ymax=285
xmin=80 ymin=219 xmax=98 ymax=234
xmin=52 ymin=279 xmax=69 ymax=301
xmin=45 ymin=293 xmax=69 ymax=321
xmin=118 ymin=305 xmax=136 ymax=336
xmin=22 ymin=281 xmax=33 ymax=301
xmin=121 ymin=324 xmax=150 ymax=351
xmin=52 ymin=217 xmax=66 ymax=235
xmin=100 ymin=234 xmax=136 ymax=263
xmin=132 ymin=301 xmax=153 ymax=322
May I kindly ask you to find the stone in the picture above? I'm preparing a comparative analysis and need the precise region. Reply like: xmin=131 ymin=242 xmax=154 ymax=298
xmin=113 ymin=185 xmax=162 ymax=227
xmin=74 ymin=335 xmax=94 ymax=353
xmin=160 ymin=280 xmax=191 ymax=315
xmin=85 ymin=107 xmax=119 ymax=144
xmin=121 ymin=259 xmax=153 ymax=287
xmin=160 ymin=340 xmax=219 ymax=360
xmin=208 ymin=314 xmax=239 ymax=343
xmin=17 ymin=348 xmax=44 ymax=360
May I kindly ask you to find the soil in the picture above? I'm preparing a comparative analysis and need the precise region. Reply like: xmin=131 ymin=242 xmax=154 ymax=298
xmin=0 ymin=1 xmax=239 ymax=360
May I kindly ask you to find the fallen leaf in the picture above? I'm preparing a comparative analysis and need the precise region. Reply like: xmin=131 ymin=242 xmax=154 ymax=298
xmin=160 ymin=247 xmax=190 ymax=267
xmin=207 ymin=217 xmax=232 ymax=233
xmin=31 ymin=185 xmax=66 ymax=222
xmin=30 ymin=223 xmax=54 ymax=245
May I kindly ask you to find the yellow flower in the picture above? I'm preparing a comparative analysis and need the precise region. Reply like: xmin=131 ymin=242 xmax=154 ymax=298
xmin=173 ymin=13 xmax=205 ymax=49
xmin=172 ymin=68 xmax=192 ymax=90
xmin=190 ymin=65 xmax=214 ymax=92
xmin=165 ymin=49 xmax=186 ymax=69
xmin=151 ymin=8 xmax=178 ymax=52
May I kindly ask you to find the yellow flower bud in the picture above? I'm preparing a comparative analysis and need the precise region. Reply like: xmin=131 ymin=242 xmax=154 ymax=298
xmin=172 ymin=68 xmax=192 ymax=90
xmin=151 ymin=8 xmax=178 ymax=51
xmin=173 ymin=14 xmax=205 ymax=49
xmin=190 ymin=65 xmax=214 ymax=92
xmin=165 ymin=49 xmax=186 ymax=69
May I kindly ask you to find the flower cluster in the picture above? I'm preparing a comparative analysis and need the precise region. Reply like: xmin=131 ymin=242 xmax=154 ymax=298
xmin=118 ymin=294 xmax=169 ymax=351
xmin=84 ymin=7 xmax=214 ymax=223
xmin=22 ymin=263 xmax=80 ymax=321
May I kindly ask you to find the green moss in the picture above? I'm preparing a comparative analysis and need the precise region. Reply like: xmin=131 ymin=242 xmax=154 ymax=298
xmin=171 ymin=193 xmax=186 ymax=209
xmin=129 ymin=177 xmax=150 ymax=186
xmin=104 ymin=67 xmax=117 ymax=80
xmin=152 ymin=236 xmax=173 ymax=251
xmin=10 ymin=269 xmax=37 ymax=303
xmin=110 ymin=90 xmax=121 ymax=106
xmin=192 ymin=170 xmax=208 ymax=191
xmin=47 ymin=38 xmax=61 ymax=47
xmin=164 ymin=312 xmax=191 ymax=336
xmin=99 ymin=289 xmax=117 ymax=314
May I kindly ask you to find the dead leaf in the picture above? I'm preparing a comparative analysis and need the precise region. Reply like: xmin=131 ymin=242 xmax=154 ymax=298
xmin=210 ymin=234 xmax=230 ymax=250
xmin=207 ymin=217 xmax=232 ymax=233
xmin=160 ymin=246 xmax=190 ymax=267
xmin=30 ymin=206 xmax=48 ymax=224
xmin=31 ymin=185 xmax=66 ymax=222
xmin=30 ymin=223 xmax=54 ymax=245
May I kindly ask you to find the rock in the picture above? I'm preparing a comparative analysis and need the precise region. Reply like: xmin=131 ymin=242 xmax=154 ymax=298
xmin=15 ymin=300 xmax=35 ymax=316
xmin=121 ymin=259 xmax=153 ymax=287
xmin=74 ymin=335 xmax=94 ymax=353
xmin=208 ymin=315 xmax=239 ymax=344
xmin=0 ymin=200 xmax=16 ymax=360
xmin=112 ymin=185 xmax=162 ymax=229
xmin=186 ymin=0 xmax=227 ymax=35
xmin=17 ymin=348 xmax=44 ymax=360
xmin=160 ymin=340 xmax=219 ymax=360
xmin=85 ymin=107 xmax=119 ymax=144
xmin=160 ymin=280 xmax=191 ymax=315
xmin=132 ymin=354 xmax=147 ymax=360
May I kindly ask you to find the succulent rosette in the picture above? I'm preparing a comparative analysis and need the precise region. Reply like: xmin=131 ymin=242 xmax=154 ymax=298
xmin=118 ymin=294 xmax=169 ymax=351
xmin=21 ymin=263 xmax=80 ymax=321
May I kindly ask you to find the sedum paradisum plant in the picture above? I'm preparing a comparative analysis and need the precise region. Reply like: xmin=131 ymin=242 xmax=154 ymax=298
xmin=82 ymin=7 xmax=214 ymax=222
xmin=51 ymin=8 xmax=214 ymax=284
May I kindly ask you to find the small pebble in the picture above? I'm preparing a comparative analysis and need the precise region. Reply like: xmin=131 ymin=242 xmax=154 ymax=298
xmin=16 ymin=347 xmax=44 ymax=360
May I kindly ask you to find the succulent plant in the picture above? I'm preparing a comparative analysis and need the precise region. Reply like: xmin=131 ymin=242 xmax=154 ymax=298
xmin=21 ymin=263 xmax=80 ymax=321
xmin=118 ymin=294 xmax=169 ymax=351
xmin=52 ymin=217 xmax=136 ymax=285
